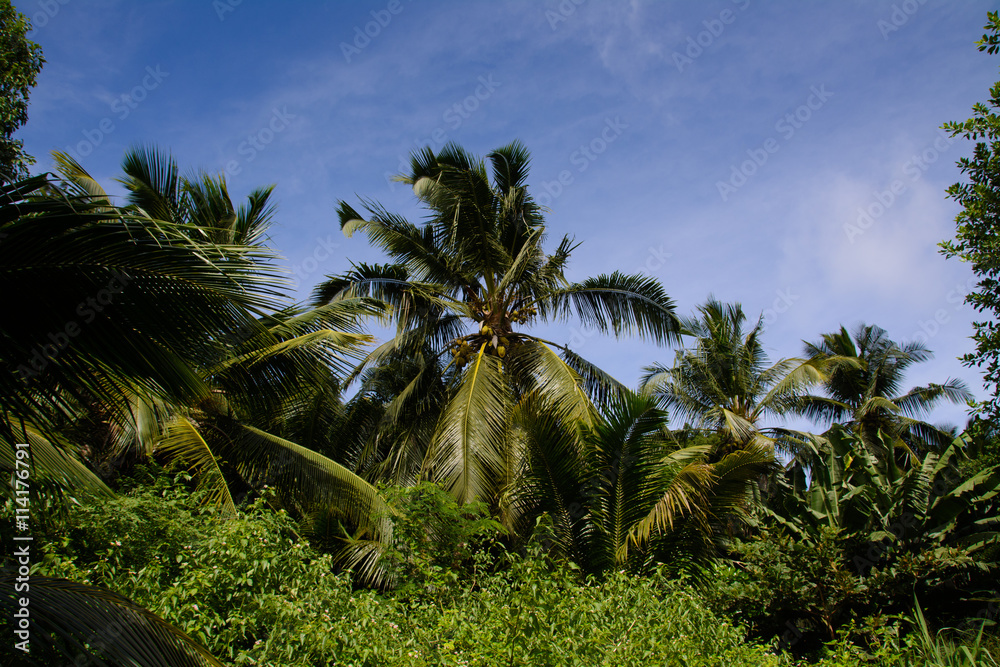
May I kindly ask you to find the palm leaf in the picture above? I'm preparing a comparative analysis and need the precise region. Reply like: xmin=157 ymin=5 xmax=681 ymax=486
xmin=118 ymin=144 xmax=180 ymax=222
xmin=428 ymin=343 xmax=512 ymax=504
xmin=157 ymin=417 xmax=236 ymax=517
xmin=0 ymin=574 xmax=224 ymax=666
xmin=507 ymin=393 xmax=591 ymax=559
xmin=222 ymin=423 xmax=391 ymax=534
xmin=505 ymin=338 xmax=595 ymax=427
xmin=624 ymin=449 xmax=714 ymax=554
xmin=541 ymin=272 xmax=682 ymax=345
xmin=51 ymin=151 xmax=111 ymax=203
xmin=0 ymin=422 xmax=113 ymax=507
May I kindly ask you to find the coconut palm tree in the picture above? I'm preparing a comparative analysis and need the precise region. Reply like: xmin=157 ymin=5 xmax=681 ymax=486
xmin=49 ymin=149 xmax=392 ymax=516
xmin=0 ymin=170 xmax=273 ymax=461
xmin=2 ymin=148 xmax=393 ymax=522
xmin=315 ymin=140 xmax=682 ymax=505
xmin=507 ymin=390 xmax=775 ymax=578
xmin=640 ymin=299 xmax=826 ymax=459
xmin=0 ymin=153 xmax=394 ymax=664
xmin=795 ymin=323 xmax=974 ymax=462
xmin=0 ymin=170 xmax=282 ymax=665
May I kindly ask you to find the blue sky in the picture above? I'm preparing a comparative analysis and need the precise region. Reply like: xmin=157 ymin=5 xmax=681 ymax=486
xmin=13 ymin=0 xmax=1000 ymax=431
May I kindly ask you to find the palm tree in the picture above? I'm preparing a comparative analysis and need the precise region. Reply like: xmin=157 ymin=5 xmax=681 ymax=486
xmin=795 ymin=323 xmax=974 ymax=462
xmin=0 ymin=169 xmax=273 ymax=470
xmin=0 ymin=169 xmax=286 ymax=665
xmin=315 ymin=140 xmax=682 ymax=505
xmin=48 ymin=148 xmax=393 ymax=518
xmin=507 ymin=390 xmax=774 ymax=578
xmin=1 ymin=148 xmax=396 ymax=524
xmin=1 ymin=151 xmax=394 ymax=664
xmin=640 ymin=299 xmax=825 ymax=458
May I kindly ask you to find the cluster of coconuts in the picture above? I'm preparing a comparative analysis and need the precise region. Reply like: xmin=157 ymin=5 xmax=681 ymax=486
xmin=509 ymin=306 xmax=538 ymax=324
xmin=452 ymin=323 xmax=512 ymax=369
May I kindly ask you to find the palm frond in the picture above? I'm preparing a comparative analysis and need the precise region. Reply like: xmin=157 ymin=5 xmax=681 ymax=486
xmin=0 ymin=574 xmax=225 ymax=666
xmin=893 ymin=379 xmax=974 ymax=418
xmin=427 ymin=343 xmax=512 ymax=504
xmin=505 ymin=338 xmax=594 ymax=427
xmin=223 ymin=423 xmax=391 ymax=534
xmin=560 ymin=347 xmax=631 ymax=407
xmin=541 ymin=271 xmax=682 ymax=345
xmin=118 ymin=144 xmax=181 ymax=222
xmin=625 ymin=450 xmax=714 ymax=555
xmin=1 ymin=175 xmax=287 ymax=441
xmin=507 ymin=394 xmax=590 ymax=559
xmin=51 ymin=151 xmax=111 ymax=203
xmin=157 ymin=416 xmax=236 ymax=517
xmin=0 ymin=422 xmax=113 ymax=508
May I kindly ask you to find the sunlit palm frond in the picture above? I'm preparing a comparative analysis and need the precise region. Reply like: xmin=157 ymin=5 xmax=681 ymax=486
xmin=428 ymin=344 xmax=512 ymax=504
xmin=234 ymin=185 xmax=277 ymax=247
xmin=105 ymin=390 xmax=176 ymax=459
xmin=157 ymin=416 xmax=236 ymax=517
xmin=624 ymin=451 xmax=714 ymax=558
xmin=585 ymin=392 xmax=700 ymax=565
xmin=182 ymin=172 xmax=238 ymax=244
xmin=223 ymin=423 xmax=391 ymax=534
xmin=560 ymin=347 xmax=631 ymax=407
xmin=119 ymin=144 xmax=181 ymax=222
xmin=505 ymin=338 xmax=594 ymax=428
xmin=51 ymin=151 xmax=111 ymax=203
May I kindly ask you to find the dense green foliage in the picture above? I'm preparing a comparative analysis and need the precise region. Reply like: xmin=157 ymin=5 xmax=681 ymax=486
xmin=4 ymin=470 xmax=997 ymax=665
xmin=2 ymin=472 xmax=788 ymax=666
xmin=0 ymin=0 xmax=42 ymax=183
xmin=942 ymin=11 xmax=1000 ymax=423
xmin=709 ymin=425 xmax=1000 ymax=656
xmin=2 ymin=12 xmax=1000 ymax=665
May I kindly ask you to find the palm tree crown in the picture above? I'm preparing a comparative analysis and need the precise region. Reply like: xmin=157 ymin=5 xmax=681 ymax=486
xmin=796 ymin=323 xmax=973 ymax=459
xmin=315 ymin=140 xmax=682 ymax=504
xmin=641 ymin=299 xmax=824 ymax=457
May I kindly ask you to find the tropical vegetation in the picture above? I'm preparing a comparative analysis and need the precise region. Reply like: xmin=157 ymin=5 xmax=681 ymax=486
xmin=0 ymin=0 xmax=42 ymax=183
xmin=2 ymin=5 xmax=1000 ymax=666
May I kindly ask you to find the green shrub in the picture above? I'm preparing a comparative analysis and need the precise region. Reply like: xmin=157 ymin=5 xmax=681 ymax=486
xmin=378 ymin=481 xmax=503 ymax=598
xmin=706 ymin=528 xmax=999 ymax=662
xmin=19 ymin=478 xmax=797 ymax=666
xmin=23 ymin=473 xmax=996 ymax=665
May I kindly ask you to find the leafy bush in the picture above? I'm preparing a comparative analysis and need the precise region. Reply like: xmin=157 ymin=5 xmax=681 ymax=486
xmin=712 ymin=426 xmax=1000 ymax=655
xmin=43 ymin=468 xmax=204 ymax=581
xmin=12 ymin=470 xmax=996 ymax=665
xmin=410 ymin=549 xmax=787 ymax=667
xmin=377 ymin=481 xmax=503 ymax=597
xmin=17 ymin=477 xmax=795 ymax=666
xmin=712 ymin=529 xmax=995 ymax=647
